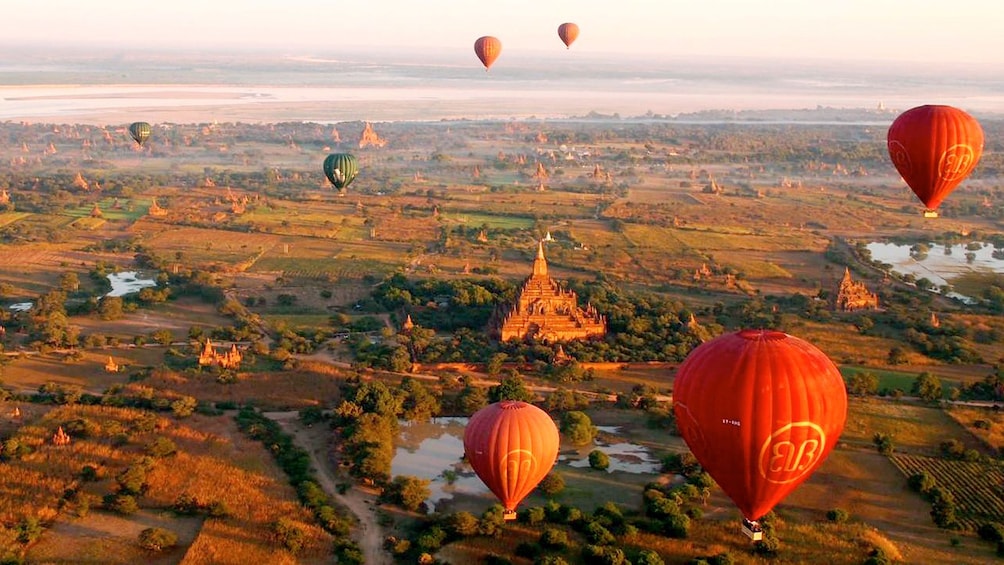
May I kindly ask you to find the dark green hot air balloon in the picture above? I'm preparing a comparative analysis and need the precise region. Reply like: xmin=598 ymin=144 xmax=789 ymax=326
xmin=129 ymin=122 xmax=152 ymax=146
xmin=323 ymin=153 xmax=359 ymax=190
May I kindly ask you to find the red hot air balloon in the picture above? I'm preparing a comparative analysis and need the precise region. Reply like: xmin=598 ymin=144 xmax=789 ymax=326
xmin=558 ymin=23 xmax=579 ymax=49
xmin=474 ymin=36 xmax=502 ymax=71
xmin=887 ymin=105 xmax=984 ymax=217
xmin=464 ymin=401 xmax=559 ymax=520
xmin=672 ymin=330 xmax=847 ymax=540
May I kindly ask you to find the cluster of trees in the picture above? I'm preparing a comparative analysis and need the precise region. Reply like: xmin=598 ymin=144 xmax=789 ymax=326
xmin=234 ymin=407 xmax=362 ymax=562
xmin=332 ymin=378 xmax=441 ymax=485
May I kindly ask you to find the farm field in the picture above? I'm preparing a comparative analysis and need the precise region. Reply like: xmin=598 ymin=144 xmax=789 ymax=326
xmin=3 ymin=114 xmax=1004 ymax=563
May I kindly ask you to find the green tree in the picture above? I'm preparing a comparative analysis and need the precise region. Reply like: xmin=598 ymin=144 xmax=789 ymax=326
xmin=846 ymin=371 xmax=878 ymax=396
xmin=588 ymin=449 xmax=610 ymax=471
xmin=270 ymin=518 xmax=306 ymax=554
xmin=537 ymin=472 xmax=565 ymax=497
xmin=98 ymin=296 xmax=125 ymax=320
xmin=887 ymin=346 xmax=908 ymax=365
xmin=488 ymin=375 xmax=534 ymax=403
xmin=912 ymin=372 xmax=943 ymax=402
xmin=384 ymin=475 xmax=431 ymax=512
xmin=561 ymin=411 xmax=597 ymax=446
xmin=138 ymin=527 xmax=178 ymax=551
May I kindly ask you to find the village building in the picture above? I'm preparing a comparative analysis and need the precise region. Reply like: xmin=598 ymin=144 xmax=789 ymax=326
xmin=835 ymin=267 xmax=879 ymax=311
xmin=198 ymin=339 xmax=243 ymax=370
xmin=493 ymin=242 xmax=607 ymax=342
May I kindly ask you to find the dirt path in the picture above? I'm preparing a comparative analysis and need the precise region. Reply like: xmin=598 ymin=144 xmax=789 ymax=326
xmin=264 ymin=411 xmax=392 ymax=565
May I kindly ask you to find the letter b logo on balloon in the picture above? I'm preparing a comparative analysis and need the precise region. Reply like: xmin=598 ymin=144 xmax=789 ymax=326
xmin=758 ymin=422 xmax=826 ymax=484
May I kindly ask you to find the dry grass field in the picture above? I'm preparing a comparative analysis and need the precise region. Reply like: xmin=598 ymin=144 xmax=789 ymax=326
xmin=0 ymin=405 xmax=332 ymax=563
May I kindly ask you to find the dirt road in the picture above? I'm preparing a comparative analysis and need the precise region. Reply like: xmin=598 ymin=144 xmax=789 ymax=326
xmin=263 ymin=411 xmax=391 ymax=565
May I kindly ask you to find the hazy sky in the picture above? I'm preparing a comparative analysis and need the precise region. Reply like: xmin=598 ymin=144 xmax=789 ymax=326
xmin=5 ymin=0 xmax=1003 ymax=64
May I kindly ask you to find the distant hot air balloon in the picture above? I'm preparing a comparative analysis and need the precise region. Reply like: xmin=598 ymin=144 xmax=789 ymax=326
xmin=887 ymin=105 xmax=984 ymax=217
xmin=474 ymin=36 xmax=502 ymax=71
xmin=322 ymin=153 xmax=359 ymax=190
xmin=557 ymin=23 xmax=579 ymax=49
xmin=673 ymin=330 xmax=847 ymax=540
xmin=464 ymin=401 xmax=559 ymax=520
xmin=129 ymin=122 xmax=152 ymax=147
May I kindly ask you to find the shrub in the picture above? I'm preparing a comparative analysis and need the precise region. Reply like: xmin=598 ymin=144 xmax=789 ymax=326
xmin=146 ymin=437 xmax=178 ymax=458
xmin=588 ymin=450 xmax=610 ymax=471
xmin=978 ymin=522 xmax=1004 ymax=543
xmin=138 ymin=527 xmax=178 ymax=552
xmin=270 ymin=518 xmax=305 ymax=554
xmin=537 ymin=473 xmax=565 ymax=497
xmin=540 ymin=527 xmax=569 ymax=549
xmin=173 ymin=493 xmax=201 ymax=515
xmin=826 ymin=508 xmax=850 ymax=523
xmin=104 ymin=493 xmax=139 ymax=515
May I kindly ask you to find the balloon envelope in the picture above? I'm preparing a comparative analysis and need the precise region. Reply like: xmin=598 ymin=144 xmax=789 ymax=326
xmin=129 ymin=122 xmax=151 ymax=146
xmin=464 ymin=401 xmax=559 ymax=516
xmin=557 ymin=23 xmax=579 ymax=48
xmin=322 ymin=153 xmax=359 ymax=190
xmin=474 ymin=36 xmax=502 ymax=70
xmin=673 ymin=330 xmax=847 ymax=521
xmin=887 ymin=105 xmax=983 ymax=212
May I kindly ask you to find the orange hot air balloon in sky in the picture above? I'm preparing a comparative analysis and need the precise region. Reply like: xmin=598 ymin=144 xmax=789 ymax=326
xmin=464 ymin=401 xmax=559 ymax=519
xmin=557 ymin=23 xmax=579 ymax=48
xmin=474 ymin=36 xmax=502 ymax=71
xmin=673 ymin=330 xmax=847 ymax=530
xmin=887 ymin=104 xmax=984 ymax=216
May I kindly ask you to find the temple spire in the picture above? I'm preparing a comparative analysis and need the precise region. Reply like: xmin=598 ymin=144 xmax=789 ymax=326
xmin=532 ymin=240 xmax=548 ymax=277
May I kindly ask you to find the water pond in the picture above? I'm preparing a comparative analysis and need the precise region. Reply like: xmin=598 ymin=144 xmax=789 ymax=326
xmin=865 ymin=241 xmax=1004 ymax=301
xmin=392 ymin=418 xmax=662 ymax=511
xmin=105 ymin=271 xmax=157 ymax=297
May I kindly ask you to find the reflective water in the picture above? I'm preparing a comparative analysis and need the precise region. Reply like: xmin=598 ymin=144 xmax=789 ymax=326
xmin=105 ymin=271 xmax=157 ymax=298
xmin=865 ymin=241 xmax=1004 ymax=302
xmin=392 ymin=417 xmax=662 ymax=511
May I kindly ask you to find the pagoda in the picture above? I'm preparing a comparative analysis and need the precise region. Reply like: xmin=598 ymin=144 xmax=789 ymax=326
xmin=835 ymin=268 xmax=879 ymax=311
xmin=494 ymin=242 xmax=606 ymax=342
xmin=198 ymin=339 xmax=242 ymax=369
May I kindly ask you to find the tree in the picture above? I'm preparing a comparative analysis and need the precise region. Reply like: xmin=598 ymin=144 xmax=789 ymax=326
xmin=846 ymin=371 xmax=878 ymax=396
xmin=588 ymin=450 xmax=610 ymax=471
xmin=59 ymin=271 xmax=80 ymax=292
xmin=887 ymin=346 xmax=908 ymax=365
xmin=98 ymin=296 xmax=125 ymax=320
xmin=488 ymin=375 xmax=534 ymax=403
xmin=139 ymin=527 xmax=178 ymax=551
xmin=873 ymin=432 xmax=894 ymax=455
xmin=384 ymin=475 xmax=431 ymax=512
xmin=912 ymin=372 xmax=943 ymax=402
xmin=447 ymin=511 xmax=480 ymax=537
xmin=171 ymin=396 xmax=197 ymax=418
xmin=537 ymin=472 xmax=565 ymax=497
xmin=270 ymin=518 xmax=306 ymax=554
xmin=561 ymin=411 xmax=597 ymax=446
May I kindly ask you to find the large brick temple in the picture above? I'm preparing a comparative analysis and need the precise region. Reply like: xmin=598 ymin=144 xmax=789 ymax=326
xmin=493 ymin=241 xmax=607 ymax=342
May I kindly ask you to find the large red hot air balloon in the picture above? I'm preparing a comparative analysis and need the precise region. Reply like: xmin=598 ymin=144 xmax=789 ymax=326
xmin=557 ymin=23 xmax=579 ymax=49
xmin=887 ymin=105 xmax=984 ymax=217
xmin=673 ymin=330 xmax=847 ymax=538
xmin=464 ymin=401 xmax=559 ymax=519
xmin=474 ymin=36 xmax=502 ymax=71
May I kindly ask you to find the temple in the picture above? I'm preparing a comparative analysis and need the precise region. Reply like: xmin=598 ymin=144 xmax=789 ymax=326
xmin=198 ymin=339 xmax=243 ymax=369
xmin=835 ymin=267 xmax=879 ymax=311
xmin=494 ymin=242 xmax=606 ymax=342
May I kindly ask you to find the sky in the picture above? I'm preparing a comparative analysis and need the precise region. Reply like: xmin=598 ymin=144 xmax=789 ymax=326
xmin=3 ymin=0 xmax=1003 ymax=65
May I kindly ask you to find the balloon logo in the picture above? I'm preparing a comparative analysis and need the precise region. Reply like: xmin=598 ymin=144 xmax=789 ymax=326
xmin=758 ymin=422 xmax=826 ymax=484
xmin=887 ymin=104 xmax=983 ymax=214
xmin=673 ymin=329 xmax=847 ymax=522
xmin=939 ymin=144 xmax=978 ymax=181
